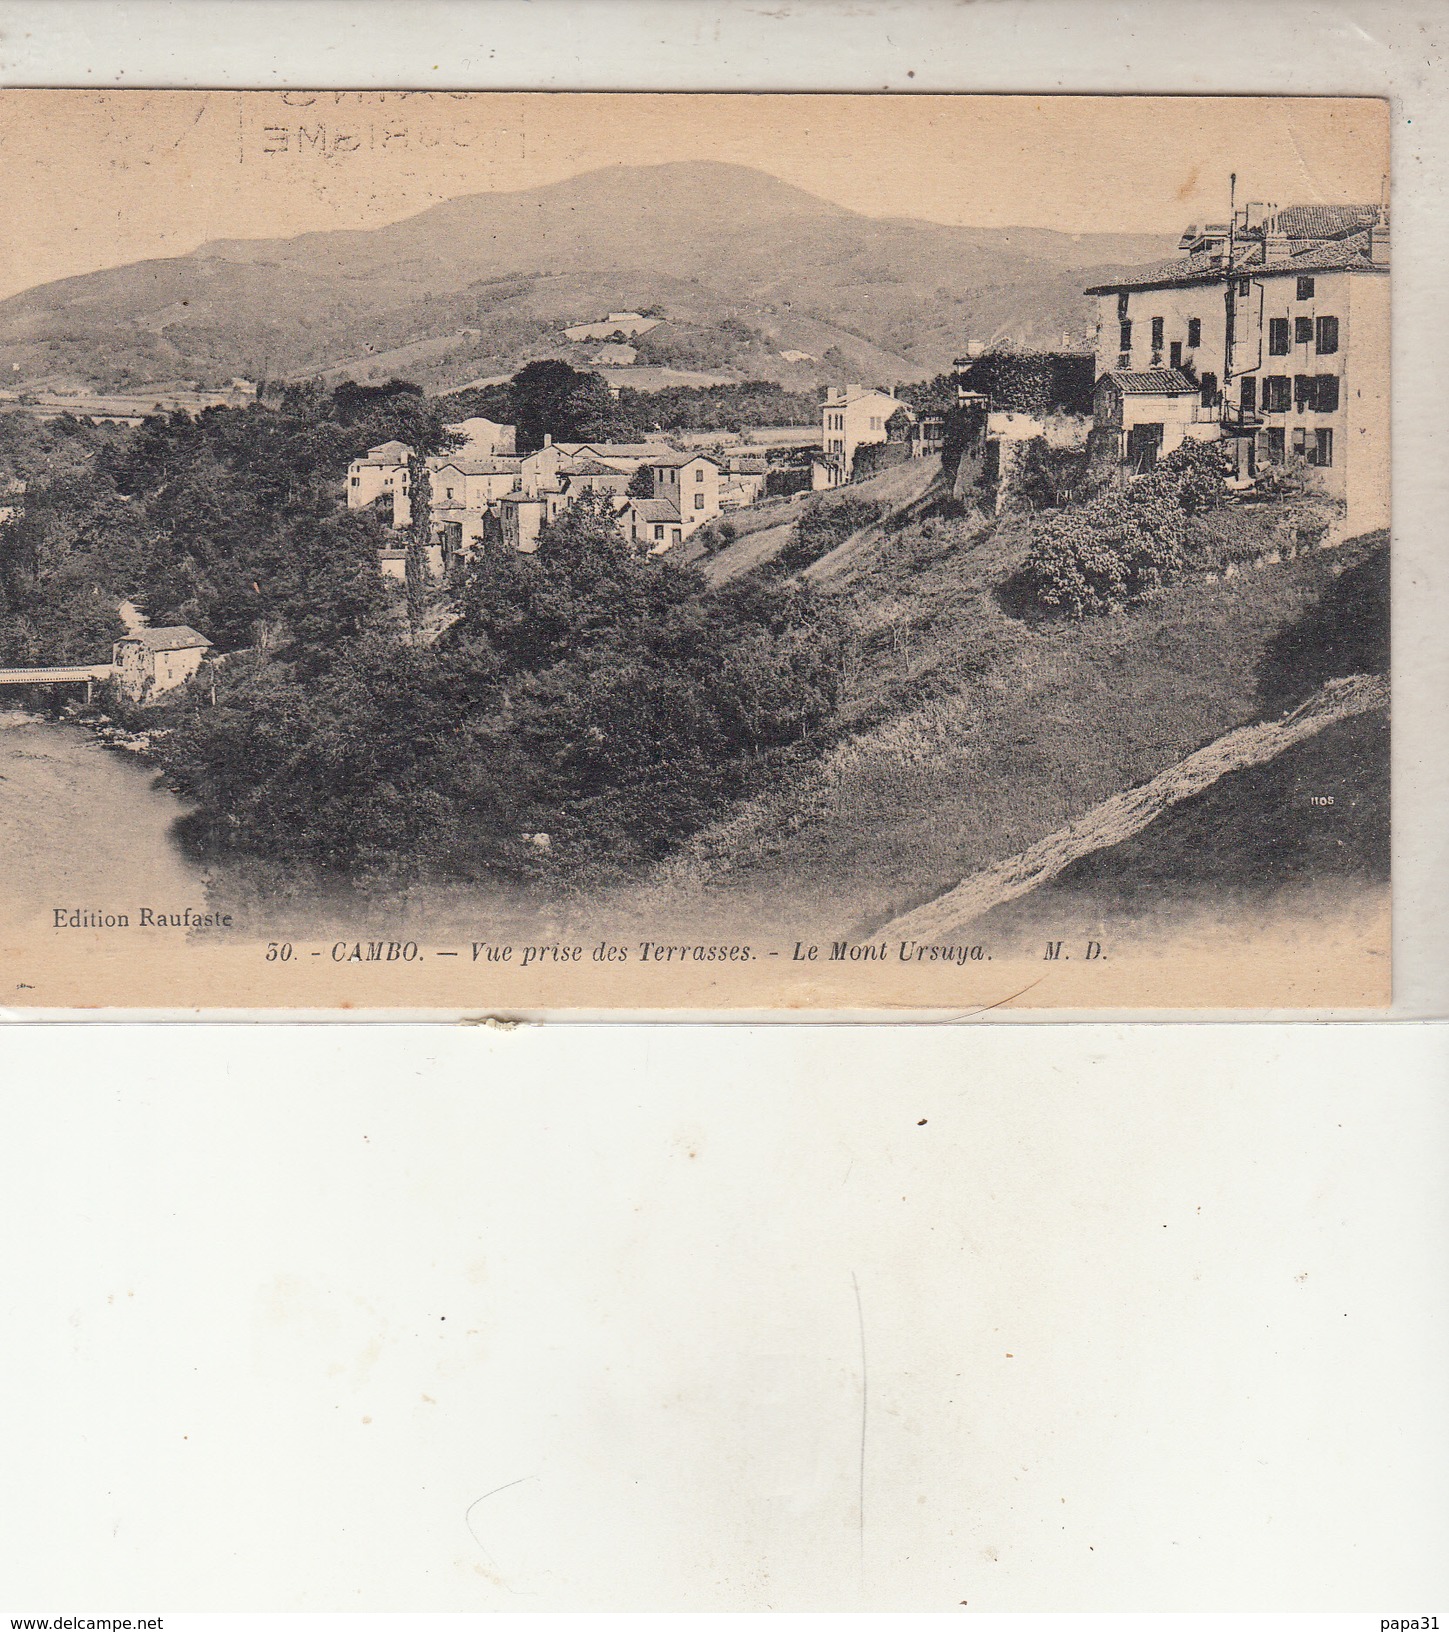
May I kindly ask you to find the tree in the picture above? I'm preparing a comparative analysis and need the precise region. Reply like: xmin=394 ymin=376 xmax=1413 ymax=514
xmin=626 ymin=463 xmax=654 ymax=498
xmin=508 ymin=360 xmax=615 ymax=451
xmin=405 ymin=454 xmax=432 ymax=644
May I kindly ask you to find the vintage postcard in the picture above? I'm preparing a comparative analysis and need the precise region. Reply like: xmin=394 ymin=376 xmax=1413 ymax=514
xmin=0 ymin=91 xmax=1392 ymax=1012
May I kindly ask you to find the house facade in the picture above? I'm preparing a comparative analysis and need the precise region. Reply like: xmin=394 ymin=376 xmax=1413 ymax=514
xmin=818 ymin=385 xmax=903 ymax=487
xmin=112 ymin=626 xmax=212 ymax=704
xmin=430 ymin=457 xmax=524 ymax=556
xmin=646 ymin=454 xmax=720 ymax=530
xmin=625 ymin=497 xmax=685 ymax=553
xmin=499 ymin=489 xmax=572 ymax=554
xmin=1085 ymin=203 xmax=1389 ymax=530
xmin=347 ymin=440 xmax=413 ymax=527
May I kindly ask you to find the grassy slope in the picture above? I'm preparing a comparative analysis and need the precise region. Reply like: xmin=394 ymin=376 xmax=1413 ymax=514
xmin=647 ymin=495 xmax=1389 ymax=939
xmin=696 ymin=458 xmax=943 ymax=586
xmin=977 ymin=709 xmax=1388 ymax=939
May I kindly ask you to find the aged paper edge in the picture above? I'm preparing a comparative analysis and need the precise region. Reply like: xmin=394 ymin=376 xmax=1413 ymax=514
xmin=0 ymin=3 xmax=1441 ymax=1020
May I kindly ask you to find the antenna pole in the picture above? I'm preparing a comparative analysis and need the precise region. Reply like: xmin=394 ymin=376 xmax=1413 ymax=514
xmin=1224 ymin=173 xmax=1238 ymax=392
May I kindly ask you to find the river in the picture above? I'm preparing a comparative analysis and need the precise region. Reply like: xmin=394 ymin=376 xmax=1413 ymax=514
xmin=0 ymin=710 xmax=209 ymax=934
xmin=0 ymin=710 xmax=620 ymax=947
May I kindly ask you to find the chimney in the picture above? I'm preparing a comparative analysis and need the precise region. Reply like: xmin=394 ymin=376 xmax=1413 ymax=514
xmin=544 ymin=433 xmax=552 ymax=447
xmin=1370 ymin=223 xmax=1390 ymax=266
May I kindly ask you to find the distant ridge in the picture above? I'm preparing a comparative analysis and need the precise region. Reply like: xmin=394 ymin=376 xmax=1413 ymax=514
xmin=0 ymin=161 xmax=1178 ymax=394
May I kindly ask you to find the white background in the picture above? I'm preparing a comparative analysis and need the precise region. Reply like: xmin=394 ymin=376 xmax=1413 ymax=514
xmin=1 ymin=1025 xmax=1446 ymax=1610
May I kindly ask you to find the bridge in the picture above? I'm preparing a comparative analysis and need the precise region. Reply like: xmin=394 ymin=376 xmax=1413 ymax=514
xmin=0 ymin=663 xmax=115 ymax=701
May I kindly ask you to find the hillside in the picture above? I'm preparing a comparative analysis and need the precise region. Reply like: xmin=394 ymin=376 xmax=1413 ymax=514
xmin=0 ymin=161 xmax=1175 ymax=393
xmin=628 ymin=490 xmax=1390 ymax=943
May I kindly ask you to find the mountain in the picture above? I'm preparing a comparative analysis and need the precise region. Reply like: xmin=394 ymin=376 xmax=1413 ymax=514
xmin=0 ymin=162 xmax=1178 ymax=394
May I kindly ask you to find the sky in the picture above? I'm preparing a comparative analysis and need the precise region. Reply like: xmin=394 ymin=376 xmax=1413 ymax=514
xmin=0 ymin=91 xmax=1389 ymax=300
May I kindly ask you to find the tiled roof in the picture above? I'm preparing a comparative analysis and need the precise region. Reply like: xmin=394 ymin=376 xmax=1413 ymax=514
xmin=1099 ymin=369 xmax=1200 ymax=396
xmin=1273 ymin=204 xmax=1380 ymax=240
xmin=555 ymin=441 xmax=674 ymax=460
xmin=559 ymin=459 xmax=628 ymax=476
xmin=123 ymin=625 xmax=212 ymax=652
xmin=364 ymin=440 xmax=412 ymax=460
xmin=1087 ymin=226 xmax=1385 ymax=293
xmin=1276 ymin=233 xmax=1383 ymax=274
xmin=822 ymin=388 xmax=900 ymax=408
xmin=430 ymin=457 xmax=521 ymax=476
xmin=648 ymin=452 xmax=720 ymax=469
xmin=630 ymin=498 xmax=681 ymax=522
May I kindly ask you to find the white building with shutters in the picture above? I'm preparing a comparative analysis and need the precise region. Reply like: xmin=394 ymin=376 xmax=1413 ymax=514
xmin=1085 ymin=203 xmax=1389 ymax=532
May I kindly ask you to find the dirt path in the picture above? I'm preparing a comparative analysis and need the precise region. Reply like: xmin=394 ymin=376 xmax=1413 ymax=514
xmin=876 ymin=674 xmax=1390 ymax=942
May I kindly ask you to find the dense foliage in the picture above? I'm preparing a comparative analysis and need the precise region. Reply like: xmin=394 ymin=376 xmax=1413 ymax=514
xmin=1009 ymin=436 xmax=1095 ymax=511
xmin=158 ymin=490 xmax=843 ymax=879
xmin=442 ymin=370 xmax=819 ymax=440
xmin=954 ymin=351 xmax=1095 ymax=417
xmin=1021 ymin=440 xmax=1228 ymax=616
xmin=768 ymin=493 xmax=885 ymax=578
xmin=0 ymin=389 xmax=435 ymax=667
xmin=893 ymin=373 xmax=959 ymax=415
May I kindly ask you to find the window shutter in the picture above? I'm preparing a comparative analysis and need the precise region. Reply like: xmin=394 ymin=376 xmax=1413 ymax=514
xmin=1315 ymin=315 xmax=1339 ymax=355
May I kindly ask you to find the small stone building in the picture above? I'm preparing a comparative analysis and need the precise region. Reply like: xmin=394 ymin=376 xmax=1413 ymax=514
xmin=112 ymin=626 xmax=212 ymax=704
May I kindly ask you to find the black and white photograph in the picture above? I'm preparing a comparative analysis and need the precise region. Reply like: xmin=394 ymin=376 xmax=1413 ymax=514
xmin=0 ymin=91 xmax=1392 ymax=1009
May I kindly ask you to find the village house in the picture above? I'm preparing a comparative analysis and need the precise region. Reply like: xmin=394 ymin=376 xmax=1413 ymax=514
xmin=551 ymin=439 xmax=676 ymax=472
xmin=346 ymin=440 xmax=413 ymax=527
xmin=625 ymin=498 xmax=685 ymax=554
xmin=817 ymin=384 xmax=903 ymax=488
xmin=1085 ymin=201 xmax=1389 ymax=531
xmin=616 ymin=453 xmax=720 ymax=551
xmin=112 ymin=626 xmax=212 ymax=704
xmin=349 ymin=422 xmax=517 ymax=554
xmin=719 ymin=452 xmax=768 ymax=508
xmin=500 ymin=486 xmax=600 ymax=553
xmin=648 ymin=453 xmax=721 ymax=527
xmin=429 ymin=456 xmax=524 ymax=557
